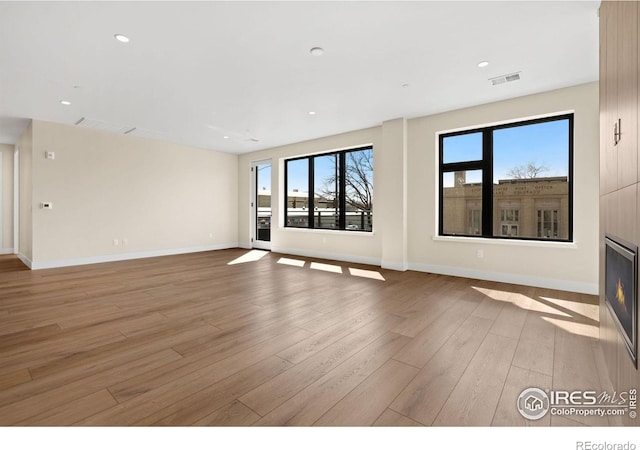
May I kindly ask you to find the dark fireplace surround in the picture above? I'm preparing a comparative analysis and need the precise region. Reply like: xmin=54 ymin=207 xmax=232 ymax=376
xmin=605 ymin=235 xmax=638 ymax=368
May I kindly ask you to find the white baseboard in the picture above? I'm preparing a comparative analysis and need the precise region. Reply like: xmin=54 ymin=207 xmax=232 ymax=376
xmin=407 ymin=262 xmax=599 ymax=295
xmin=381 ymin=261 xmax=408 ymax=271
xmin=17 ymin=253 xmax=32 ymax=269
xmin=271 ymin=246 xmax=381 ymax=267
xmin=21 ymin=242 xmax=599 ymax=295
xmin=28 ymin=243 xmax=239 ymax=270
xmin=269 ymin=247 xmax=598 ymax=294
xmin=0 ymin=247 xmax=14 ymax=255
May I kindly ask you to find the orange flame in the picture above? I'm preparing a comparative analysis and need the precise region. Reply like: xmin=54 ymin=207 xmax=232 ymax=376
xmin=616 ymin=278 xmax=625 ymax=305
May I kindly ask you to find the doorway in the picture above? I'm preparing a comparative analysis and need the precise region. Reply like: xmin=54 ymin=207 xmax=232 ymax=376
xmin=252 ymin=160 xmax=271 ymax=250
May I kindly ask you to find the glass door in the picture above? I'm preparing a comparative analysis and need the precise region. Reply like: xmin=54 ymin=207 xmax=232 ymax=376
xmin=253 ymin=161 xmax=271 ymax=250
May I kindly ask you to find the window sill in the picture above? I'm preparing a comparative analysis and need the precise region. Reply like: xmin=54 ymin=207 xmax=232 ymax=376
xmin=281 ymin=227 xmax=376 ymax=237
xmin=432 ymin=235 xmax=578 ymax=249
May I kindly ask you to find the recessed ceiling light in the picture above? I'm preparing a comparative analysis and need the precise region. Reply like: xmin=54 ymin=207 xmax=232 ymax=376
xmin=309 ymin=111 xmax=316 ymax=115
xmin=310 ymin=47 xmax=324 ymax=56
xmin=60 ymin=100 xmax=71 ymax=106
xmin=478 ymin=61 xmax=490 ymax=68
xmin=223 ymin=136 xmax=229 ymax=139
xmin=114 ymin=34 xmax=130 ymax=43
xmin=401 ymin=84 xmax=410 ymax=88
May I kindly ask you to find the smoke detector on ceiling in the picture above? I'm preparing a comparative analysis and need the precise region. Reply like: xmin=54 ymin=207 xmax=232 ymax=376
xmin=489 ymin=72 xmax=521 ymax=86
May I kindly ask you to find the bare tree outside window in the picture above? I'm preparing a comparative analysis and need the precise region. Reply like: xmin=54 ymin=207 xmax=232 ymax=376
xmin=318 ymin=148 xmax=373 ymax=231
xmin=506 ymin=161 xmax=549 ymax=179
xmin=345 ymin=149 xmax=373 ymax=211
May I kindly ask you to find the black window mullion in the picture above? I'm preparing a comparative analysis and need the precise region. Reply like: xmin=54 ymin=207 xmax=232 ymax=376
xmin=568 ymin=117 xmax=574 ymax=242
xmin=308 ymin=157 xmax=315 ymax=229
xmin=283 ymin=162 xmax=288 ymax=229
xmin=339 ymin=152 xmax=346 ymax=229
xmin=441 ymin=161 xmax=483 ymax=173
xmin=438 ymin=134 xmax=444 ymax=236
xmin=481 ymin=130 xmax=493 ymax=237
xmin=255 ymin=165 xmax=259 ymax=238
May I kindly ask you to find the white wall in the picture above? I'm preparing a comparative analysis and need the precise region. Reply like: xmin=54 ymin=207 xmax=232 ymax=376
xmin=239 ymin=82 xmax=600 ymax=294
xmin=0 ymin=144 xmax=13 ymax=253
xmin=25 ymin=120 xmax=238 ymax=269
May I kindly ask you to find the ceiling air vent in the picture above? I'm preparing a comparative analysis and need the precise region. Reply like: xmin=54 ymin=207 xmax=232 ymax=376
xmin=74 ymin=118 xmax=167 ymax=141
xmin=489 ymin=72 xmax=521 ymax=86
xmin=74 ymin=117 xmax=134 ymax=134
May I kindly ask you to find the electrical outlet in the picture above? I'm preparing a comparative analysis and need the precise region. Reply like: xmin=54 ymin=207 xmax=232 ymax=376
xmin=41 ymin=202 xmax=53 ymax=209
xmin=113 ymin=238 xmax=119 ymax=246
xmin=122 ymin=238 xmax=128 ymax=246
xmin=476 ymin=249 xmax=484 ymax=258
xmin=45 ymin=151 xmax=55 ymax=160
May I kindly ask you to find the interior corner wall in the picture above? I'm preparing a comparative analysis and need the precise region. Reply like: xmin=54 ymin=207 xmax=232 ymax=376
xmin=0 ymin=144 xmax=14 ymax=254
xmin=379 ymin=118 xmax=408 ymax=270
xmin=17 ymin=122 xmax=33 ymax=265
xmin=27 ymin=120 xmax=238 ymax=269
xmin=407 ymin=82 xmax=600 ymax=294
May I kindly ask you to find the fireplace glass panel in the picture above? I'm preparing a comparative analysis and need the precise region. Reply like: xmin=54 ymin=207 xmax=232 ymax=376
xmin=604 ymin=236 xmax=637 ymax=367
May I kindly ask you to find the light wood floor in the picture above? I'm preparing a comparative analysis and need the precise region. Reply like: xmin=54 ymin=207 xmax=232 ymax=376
xmin=0 ymin=249 xmax=613 ymax=426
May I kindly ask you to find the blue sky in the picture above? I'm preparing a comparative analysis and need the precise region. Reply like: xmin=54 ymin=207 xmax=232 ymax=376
xmin=256 ymin=162 xmax=272 ymax=192
xmin=286 ymin=159 xmax=307 ymax=193
xmin=443 ymin=119 xmax=570 ymax=184
xmin=251 ymin=159 xmax=337 ymax=195
xmin=285 ymin=155 xmax=339 ymax=194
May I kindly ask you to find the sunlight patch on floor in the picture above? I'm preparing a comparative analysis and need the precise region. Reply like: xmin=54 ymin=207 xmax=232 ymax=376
xmin=227 ymin=250 xmax=269 ymax=265
xmin=277 ymin=257 xmax=306 ymax=268
xmin=542 ymin=316 xmax=599 ymax=339
xmin=348 ymin=267 xmax=385 ymax=281
xmin=472 ymin=286 xmax=599 ymax=339
xmin=310 ymin=262 xmax=343 ymax=274
xmin=472 ymin=287 xmax=533 ymax=309
xmin=539 ymin=296 xmax=599 ymax=322
xmin=274 ymin=257 xmax=385 ymax=281
xmin=525 ymin=300 xmax=573 ymax=317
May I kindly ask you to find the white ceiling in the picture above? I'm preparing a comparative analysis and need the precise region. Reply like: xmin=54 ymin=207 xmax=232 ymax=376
xmin=0 ymin=1 xmax=600 ymax=154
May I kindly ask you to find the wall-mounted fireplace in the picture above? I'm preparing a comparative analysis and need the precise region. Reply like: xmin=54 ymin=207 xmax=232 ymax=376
xmin=605 ymin=235 xmax=638 ymax=368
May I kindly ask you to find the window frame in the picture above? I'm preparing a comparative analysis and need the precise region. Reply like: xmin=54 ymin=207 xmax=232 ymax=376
xmin=284 ymin=145 xmax=373 ymax=232
xmin=438 ymin=113 xmax=574 ymax=242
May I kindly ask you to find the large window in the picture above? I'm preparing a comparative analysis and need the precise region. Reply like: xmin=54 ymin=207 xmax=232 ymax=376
xmin=285 ymin=146 xmax=373 ymax=232
xmin=439 ymin=114 xmax=573 ymax=241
